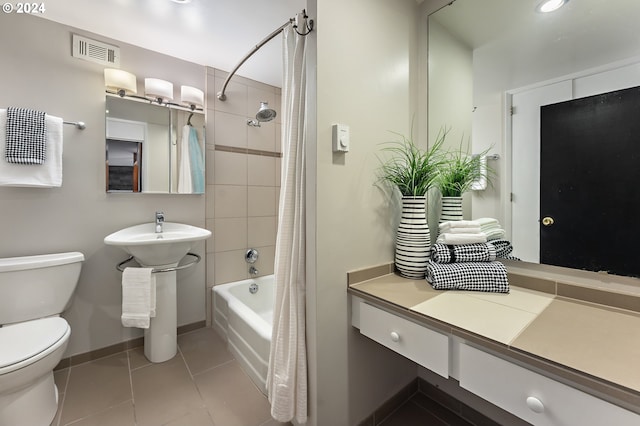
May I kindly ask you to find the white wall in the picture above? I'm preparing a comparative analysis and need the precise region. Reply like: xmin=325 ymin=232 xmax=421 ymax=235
xmin=308 ymin=0 xmax=429 ymax=424
xmin=0 ymin=15 xmax=207 ymax=357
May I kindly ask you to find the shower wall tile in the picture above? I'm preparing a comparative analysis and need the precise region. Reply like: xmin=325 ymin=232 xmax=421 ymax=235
xmin=275 ymin=125 xmax=282 ymax=155
xmin=205 ymin=184 xmax=216 ymax=219
xmin=214 ymin=250 xmax=248 ymax=284
xmin=248 ymin=86 xmax=277 ymax=116
xmin=214 ymin=218 xmax=248 ymax=252
xmin=248 ymin=216 xmax=277 ymax=248
xmin=253 ymin=245 xmax=275 ymax=277
xmin=275 ymin=157 xmax=282 ymax=187
xmin=248 ymin=120 xmax=276 ymax=152
xmin=248 ymin=186 xmax=277 ymax=217
xmin=214 ymin=151 xmax=247 ymax=185
xmin=214 ymin=185 xmax=248 ymax=218
xmin=207 ymin=66 xmax=281 ymax=288
xmin=248 ymin=155 xmax=276 ymax=186
xmin=212 ymin=76 xmax=247 ymax=116
xmin=214 ymin=111 xmax=247 ymax=149
xmin=206 ymin=218 xmax=214 ymax=254
xmin=205 ymin=148 xmax=215 ymax=185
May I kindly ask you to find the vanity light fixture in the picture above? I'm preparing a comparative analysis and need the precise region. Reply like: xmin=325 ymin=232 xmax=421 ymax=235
xmin=536 ymin=0 xmax=569 ymax=13
xmin=104 ymin=68 xmax=137 ymax=97
xmin=180 ymin=85 xmax=204 ymax=111
xmin=145 ymin=78 xmax=174 ymax=104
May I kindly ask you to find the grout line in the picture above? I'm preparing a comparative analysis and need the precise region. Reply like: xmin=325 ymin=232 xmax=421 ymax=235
xmin=190 ymin=358 xmax=236 ymax=378
xmin=126 ymin=349 xmax=138 ymax=425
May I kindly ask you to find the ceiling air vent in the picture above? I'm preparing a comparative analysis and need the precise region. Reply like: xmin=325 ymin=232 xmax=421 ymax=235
xmin=72 ymin=34 xmax=120 ymax=67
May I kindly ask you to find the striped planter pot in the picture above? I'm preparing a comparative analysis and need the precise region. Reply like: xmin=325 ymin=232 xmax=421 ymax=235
xmin=440 ymin=196 xmax=463 ymax=224
xmin=395 ymin=196 xmax=431 ymax=279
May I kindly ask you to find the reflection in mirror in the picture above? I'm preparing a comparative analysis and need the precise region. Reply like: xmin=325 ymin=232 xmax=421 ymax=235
xmin=105 ymin=95 xmax=205 ymax=194
xmin=428 ymin=0 xmax=640 ymax=277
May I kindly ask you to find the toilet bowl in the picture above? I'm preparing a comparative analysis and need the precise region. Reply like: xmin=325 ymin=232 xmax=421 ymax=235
xmin=0 ymin=252 xmax=83 ymax=426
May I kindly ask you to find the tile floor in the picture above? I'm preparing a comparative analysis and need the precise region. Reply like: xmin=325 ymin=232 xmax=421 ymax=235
xmin=51 ymin=326 xmax=494 ymax=426
xmin=51 ymin=327 xmax=290 ymax=426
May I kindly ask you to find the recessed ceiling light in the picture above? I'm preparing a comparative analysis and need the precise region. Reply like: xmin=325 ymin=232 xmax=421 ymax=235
xmin=170 ymin=0 xmax=191 ymax=4
xmin=536 ymin=0 xmax=569 ymax=13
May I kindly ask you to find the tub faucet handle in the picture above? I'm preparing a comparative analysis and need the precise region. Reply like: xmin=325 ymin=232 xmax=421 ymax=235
xmin=249 ymin=266 xmax=259 ymax=276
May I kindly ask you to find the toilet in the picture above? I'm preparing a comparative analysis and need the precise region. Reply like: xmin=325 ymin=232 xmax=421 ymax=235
xmin=0 ymin=252 xmax=84 ymax=426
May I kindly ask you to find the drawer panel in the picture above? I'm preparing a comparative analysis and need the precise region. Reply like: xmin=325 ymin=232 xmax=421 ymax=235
xmin=359 ymin=302 xmax=449 ymax=378
xmin=459 ymin=343 xmax=639 ymax=426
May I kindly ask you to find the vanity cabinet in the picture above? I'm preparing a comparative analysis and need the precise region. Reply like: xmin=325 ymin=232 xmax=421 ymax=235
xmin=351 ymin=296 xmax=640 ymax=425
xmin=352 ymin=299 xmax=449 ymax=378
xmin=459 ymin=343 xmax=639 ymax=425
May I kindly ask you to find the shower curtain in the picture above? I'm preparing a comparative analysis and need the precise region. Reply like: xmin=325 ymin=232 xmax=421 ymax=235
xmin=266 ymin=21 xmax=308 ymax=424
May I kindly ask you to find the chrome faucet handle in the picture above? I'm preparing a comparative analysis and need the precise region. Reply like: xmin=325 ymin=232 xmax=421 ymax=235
xmin=249 ymin=266 xmax=259 ymax=276
xmin=155 ymin=211 xmax=165 ymax=233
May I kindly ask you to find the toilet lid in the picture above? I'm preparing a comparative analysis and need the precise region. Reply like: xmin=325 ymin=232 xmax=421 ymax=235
xmin=0 ymin=317 xmax=69 ymax=369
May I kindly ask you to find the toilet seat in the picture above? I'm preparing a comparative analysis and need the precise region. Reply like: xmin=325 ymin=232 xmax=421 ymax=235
xmin=0 ymin=317 xmax=70 ymax=375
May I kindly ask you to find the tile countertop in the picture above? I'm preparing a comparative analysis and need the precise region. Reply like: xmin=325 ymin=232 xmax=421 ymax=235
xmin=347 ymin=272 xmax=640 ymax=413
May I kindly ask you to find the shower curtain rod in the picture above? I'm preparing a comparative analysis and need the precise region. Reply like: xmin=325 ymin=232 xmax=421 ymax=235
xmin=216 ymin=10 xmax=313 ymax=101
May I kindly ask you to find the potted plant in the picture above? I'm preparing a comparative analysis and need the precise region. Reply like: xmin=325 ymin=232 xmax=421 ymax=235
xmin=378 ymin=130 xmax=445 ymax=279
xmin=435 ymin=132 xmax=493 ymax=223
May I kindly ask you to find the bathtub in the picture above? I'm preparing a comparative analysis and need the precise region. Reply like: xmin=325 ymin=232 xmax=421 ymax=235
xmin=212 ymin=275 xmax=274 ymax=395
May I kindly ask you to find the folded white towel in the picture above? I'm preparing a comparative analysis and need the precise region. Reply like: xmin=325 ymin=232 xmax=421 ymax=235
xmin=0 ymin=109 xmax=63 ymax=187
xmin=475 ymin=217 xmax=500 ymax=227
xmin=121 ymin=267 xmax=156 ymax=329
xmin=439 ymin=220 xmax=480 ymax=231
xmin=444 ymin=226 xmax=482 ymax=234
xmin=436 ymin=233 xmax=488 ymax=245
xmin=483 ymin=228 xmax=506 ymax=241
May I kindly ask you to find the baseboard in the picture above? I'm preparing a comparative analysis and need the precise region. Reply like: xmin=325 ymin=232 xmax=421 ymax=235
xmin=55 ymin=320 xmax=206 ymax=370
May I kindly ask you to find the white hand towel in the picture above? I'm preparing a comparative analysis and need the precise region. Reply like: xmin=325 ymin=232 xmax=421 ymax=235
xmin=121 ymin=267 xmax=156 ymax=329
xmin=436 ymin=233 xmax=488 ymax=245
xmin=0 ymin=109 xmax=63 ymax=187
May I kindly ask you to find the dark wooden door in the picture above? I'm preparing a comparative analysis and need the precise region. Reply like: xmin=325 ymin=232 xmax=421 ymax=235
xmin=540 ymin=86 xmax=640 ymax=277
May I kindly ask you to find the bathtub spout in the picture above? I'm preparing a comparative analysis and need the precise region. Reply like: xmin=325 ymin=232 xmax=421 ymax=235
xmin=249 ymin=266 xmax=259 ymax=276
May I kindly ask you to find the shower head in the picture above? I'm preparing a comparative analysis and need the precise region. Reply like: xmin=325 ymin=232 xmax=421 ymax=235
xmin=256 ymin=102 xmax=276 ymax=122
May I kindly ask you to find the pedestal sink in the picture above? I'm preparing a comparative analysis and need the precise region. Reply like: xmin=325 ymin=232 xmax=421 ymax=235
xmin=105 ymin=222 xmax=211 ymax=363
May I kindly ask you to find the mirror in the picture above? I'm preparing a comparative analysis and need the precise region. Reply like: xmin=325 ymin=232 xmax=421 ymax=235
xmin=105 ymin=95 xmax=205 ymax=194
xmin=428 ymin=0 xmax=640 ymax=276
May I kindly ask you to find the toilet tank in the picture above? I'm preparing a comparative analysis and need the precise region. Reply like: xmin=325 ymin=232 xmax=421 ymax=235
xmin=0 ymin=252 xmax=84 ymax=325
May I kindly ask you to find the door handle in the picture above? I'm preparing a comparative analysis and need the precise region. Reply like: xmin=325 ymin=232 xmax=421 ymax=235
xmin=542 ymin=216 xmax=554 ymax=226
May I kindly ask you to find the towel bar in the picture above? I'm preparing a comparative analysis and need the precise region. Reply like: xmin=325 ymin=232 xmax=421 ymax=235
xmin=116 ymin=252 xmax=201 ymax=274
xmin=62 ymin=121 xmax=86 ymax=129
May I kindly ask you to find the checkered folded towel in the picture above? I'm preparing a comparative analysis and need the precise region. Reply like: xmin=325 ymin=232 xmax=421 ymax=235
xmin=431 ymin=243 xmax=496 ymax=263
xmin=488 ymin=239 xmax=518 ymax=259
xmin=426 ymin=260 xmax=509 ymax=293
xmin=5 ymin=107 xmax=47 ymax=164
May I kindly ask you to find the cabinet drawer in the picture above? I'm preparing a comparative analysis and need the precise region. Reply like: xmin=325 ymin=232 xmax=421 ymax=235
xmin=459 ymin=344 xmax=639 ymax=425
xmin=359 ymin=302 xmax=449 ymax=378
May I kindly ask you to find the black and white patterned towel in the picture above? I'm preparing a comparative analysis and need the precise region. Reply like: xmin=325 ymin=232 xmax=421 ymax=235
xmin=5 ymin=107 xmax=47 ymax=164
xmin=426 ymin=260 xmax=509 ymax=293
xmin=487 ymin=239 xmax=518 ymax=259
xmin=431 ymin=243 xmax=496 ymax=263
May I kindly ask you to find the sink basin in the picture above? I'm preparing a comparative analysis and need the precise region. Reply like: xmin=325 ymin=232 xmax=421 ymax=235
xmin=104 ymin=222 xmax=211 ymax=266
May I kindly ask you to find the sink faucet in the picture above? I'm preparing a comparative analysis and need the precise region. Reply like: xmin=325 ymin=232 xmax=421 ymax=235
xmin=155 ymin=211 xmax=165 ymax=233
